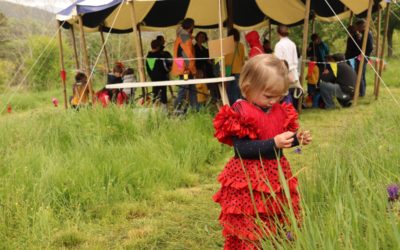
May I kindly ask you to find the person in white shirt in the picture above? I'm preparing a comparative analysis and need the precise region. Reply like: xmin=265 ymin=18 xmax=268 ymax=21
xmin=274 ymin=25 xmax=302 ymax=108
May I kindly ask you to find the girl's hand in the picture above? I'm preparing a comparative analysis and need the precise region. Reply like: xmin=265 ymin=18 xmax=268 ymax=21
xmin=274 ymin=131 xmax=295 ymax=149
xmin=297 ymin=130 xmax=312 ymax=145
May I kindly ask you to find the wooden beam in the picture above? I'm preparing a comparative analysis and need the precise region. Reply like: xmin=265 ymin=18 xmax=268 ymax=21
xmin=78 ymin=15 xmax=94 ymax=101
xmin=226 ymin=0 xmax=233 ymax=34
xmin=353 ymin=0 xmax=373 ymax=104
xmin=373 ymin=8 xmax=382 ymax=95
xmin=349 ymin=11 xmax=354 ymax=25
xmin=57 ymin=21 xmax=68 ymax=109
xmin=70 ymin=26 xmax=80 ymax=69
xmin=312 ymin=17 xmax=316 ymax=34
xmin=127 ymin=0 xmax=147 ymax=99
xmin=268 ymin=19 xmax=272 ymax=42
xmin=297 ymin=0 xmax=311 ymax=113
xmin=99 ymin=28 xmax=110 ymax=73
xmin=218 ymin=0 xmax=229 ymax=106
xmin=376 ymin=2 xmax=391 ymax=100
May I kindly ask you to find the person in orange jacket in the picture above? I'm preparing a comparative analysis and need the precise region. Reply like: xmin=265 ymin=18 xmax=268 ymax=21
xmin=172 ymin=18 xmax=198 ymax=112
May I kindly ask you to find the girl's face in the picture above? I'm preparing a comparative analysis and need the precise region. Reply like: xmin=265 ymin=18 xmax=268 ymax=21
xmin=251 ymin=89 xmax=284 ymax=108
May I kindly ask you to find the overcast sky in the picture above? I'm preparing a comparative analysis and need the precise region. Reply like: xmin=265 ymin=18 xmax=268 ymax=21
xmin=3 ymin=0 xmax=74 ymax=13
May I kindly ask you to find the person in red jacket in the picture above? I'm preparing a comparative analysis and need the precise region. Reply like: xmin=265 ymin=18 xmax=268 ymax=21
xmin=245 ymin=31 xmax=264 ymax=58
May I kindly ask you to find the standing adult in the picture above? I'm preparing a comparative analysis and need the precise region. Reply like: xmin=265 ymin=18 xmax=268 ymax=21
xmin=320 ymin=54 xmax=356 ymax=109
xmin=171 ymin=18 xmax=198 ymax=112
xmin=355 ymin=19 xmax=373 ymax=97
xmin=307 ymin=33 xmax=329 ymax=74
xmin=224 ymin=28 xmax=245 ymax=105
xmin=345 ymin=25 xmax=360 ymax=60
xmin=146 ymin=39 xmax=169 ymax=107
xmin=263 ymin=39 xmax=273 ymax=54
xmin=156 ymin=35 xmax=173 ymax=72
xmin=274 ymin=24 xmax=301 ymax=108
xmin=194 ymin=31 xmax=219 ymax=103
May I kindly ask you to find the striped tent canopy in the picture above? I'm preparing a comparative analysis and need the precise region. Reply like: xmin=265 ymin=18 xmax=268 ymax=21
xmin=56 ymin=0 xmax=388 ymax=33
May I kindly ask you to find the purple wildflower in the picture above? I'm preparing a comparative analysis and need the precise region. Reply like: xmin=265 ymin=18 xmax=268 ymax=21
xmin=294 ymin=147 xmax=302 ymax=154
xmin=387 ymin=184 xmax=399 ymax=202
xmin=286 ymin=231 xmax=294 ymax=241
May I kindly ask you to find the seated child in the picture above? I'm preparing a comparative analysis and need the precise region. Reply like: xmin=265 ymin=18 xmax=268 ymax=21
xmin=108 ymin=62 xmax=124 ymax=102
xmin=122 ymin=68 xmax=136 ymax=101
xmin=195 ymin=70 xmax=209 ymax=105
xmin=306 ymin=57 xmax=320 ymax=108
xmin=71 ymin=72 xmax=90 ymax=109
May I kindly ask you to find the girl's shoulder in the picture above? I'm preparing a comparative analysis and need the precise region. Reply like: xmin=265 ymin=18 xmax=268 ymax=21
xmin=213 ymin=101 xmax=260 ymax=146
xmin=231 ymin=99 xmax=256 ymax=114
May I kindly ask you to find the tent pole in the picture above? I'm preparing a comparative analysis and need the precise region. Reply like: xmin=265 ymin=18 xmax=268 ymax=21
xmin=297 ymin=0 xmax=311 ymax=113
xmin=376 ymin=2 xmax=391 ymax=100
xmin=312 ymin=17 xmax=316 ymax=34
xmin=78 ymin=15 xmax=94 ymax=101
xmin=268 ymin=19 xmax=272 ymax=42
xmin=127 ymin=0 xmax=147 ymax=101
xmin=349 ymin=11 xmax=354 ymax=25
xmin=218 ymin=0 xmax=229 ymax=106
xmin=137 ymin=22 xmax=148 ymax=99
xmin=70 ymin=26 xmax=80 ymax=70
xmin=353 ymin=0 xmax=373 ymax=105
xmin=137 ymin=22 xmax=145 ymax=61
xmin=57 ymin=21 xmax=68 ymax=109
xmin=373 ymin=8 xmax=382 ymax=96
xmin=99 ymin=27 xmax=110 ymax=73
xmin=226 ymin=0 xmax=233 ymax=34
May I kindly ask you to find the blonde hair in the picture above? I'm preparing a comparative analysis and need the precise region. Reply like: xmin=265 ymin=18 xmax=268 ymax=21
xmin=239 ymin=54 xmax=289 ymax=101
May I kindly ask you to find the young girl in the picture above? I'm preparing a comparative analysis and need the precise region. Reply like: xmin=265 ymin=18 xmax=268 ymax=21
xmin=71 ymin=72 xmax=90 ymax=109
xmin=213 ymin=54 xmax=312 ymax=249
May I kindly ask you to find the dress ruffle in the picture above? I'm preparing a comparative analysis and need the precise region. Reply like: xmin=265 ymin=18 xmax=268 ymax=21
xmin=224 ymin=235 xmax=260 ymax=250
xmin=216 ymin=157 xmax=296 ymax=193
xmin=214 ymin=157 xmax=301 ymax=245
xmin=213 ymin=101 xmax=301 ymax=249
xmin=214 ymin=105 xmax=259 ymax=146
xmin=220 ymin=213 xmax=284 ymax=241
xmin=213 ymin=185 xmax=300 ymax=216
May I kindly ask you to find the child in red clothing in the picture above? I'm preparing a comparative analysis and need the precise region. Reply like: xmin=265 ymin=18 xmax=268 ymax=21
xmin=213 ymin=54 xmax=312 ymax=249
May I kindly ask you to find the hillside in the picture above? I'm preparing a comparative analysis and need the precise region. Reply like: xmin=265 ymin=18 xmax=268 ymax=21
xmin=0 ymin=1 xmax=53 ymax=24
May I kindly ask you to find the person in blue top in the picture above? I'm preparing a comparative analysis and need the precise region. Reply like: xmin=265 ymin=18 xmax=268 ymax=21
xmin=307 ymin=33 xmax=330 ymax=75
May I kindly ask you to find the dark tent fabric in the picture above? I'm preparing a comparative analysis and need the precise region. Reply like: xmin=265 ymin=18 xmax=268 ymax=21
xmin=56 ymin=0 xmax=388 ymax=33
xmin=143 ymin=1 xmax=191 ymax=28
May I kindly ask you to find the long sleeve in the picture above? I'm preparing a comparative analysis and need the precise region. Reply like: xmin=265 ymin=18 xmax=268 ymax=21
xmin=232 ymin=134 xmax=299 ymax=159
xmin=366 ymin=32 xmax=373 ymax=56
xmin=232 ymin=137 xmax=278 ymax=159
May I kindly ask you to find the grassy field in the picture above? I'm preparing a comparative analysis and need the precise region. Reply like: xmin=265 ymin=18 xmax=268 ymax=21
xmin=0 ymin=64 xmax=400 ymax=249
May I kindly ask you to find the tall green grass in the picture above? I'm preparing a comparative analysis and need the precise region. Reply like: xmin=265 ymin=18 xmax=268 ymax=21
xmin=0 ymin=64 xmax=399 ymax=248
xmin=0 ymin=106 xmax=224 ymax=248
xmin=270 ymin=95 xmax=400 ymax=249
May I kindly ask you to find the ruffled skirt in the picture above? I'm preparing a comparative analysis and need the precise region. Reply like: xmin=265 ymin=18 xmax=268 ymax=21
xmin=213 ymin=157 xmax=300 ymax=249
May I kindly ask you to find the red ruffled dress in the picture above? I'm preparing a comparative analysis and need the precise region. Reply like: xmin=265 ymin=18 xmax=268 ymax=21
xmin=213 ymin=100 xmax=300 ymax=249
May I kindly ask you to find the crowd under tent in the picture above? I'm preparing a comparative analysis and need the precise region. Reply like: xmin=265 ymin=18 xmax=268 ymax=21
xmin=55 ymin=0 xmax=392 ymax=110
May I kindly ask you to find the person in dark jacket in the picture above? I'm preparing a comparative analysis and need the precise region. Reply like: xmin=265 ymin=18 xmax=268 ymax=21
xmin=307 ymin=33 xmax=329 ymax=74
xmin=345 ymin=25 xmax=360 ymax=59
xmin=146 ymin=39 xmax=169 ymax=105
xmin=156 ymin=35 xmax=173 ymax=72
xmin=194 ymin=31 xmax=220 ymax=103
xmin=263 ymin=39 xmax=273 ymax=54
xmin=320 ymin=53 xmax=356 ymax=109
